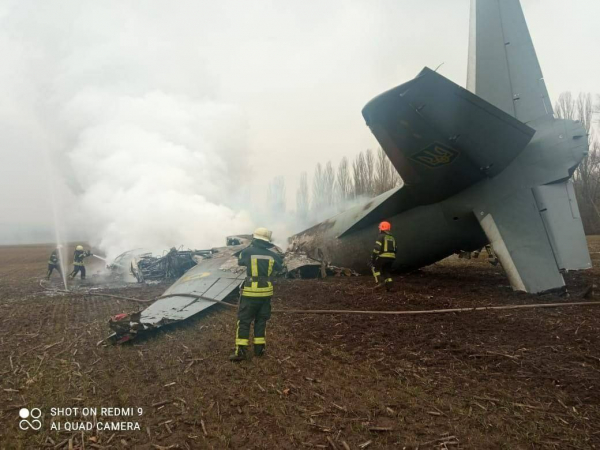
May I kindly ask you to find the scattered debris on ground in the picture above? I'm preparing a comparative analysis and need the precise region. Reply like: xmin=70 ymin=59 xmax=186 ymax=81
xmin=102 ymin=238 xmax=362 ymax=344
xmin=107 ymin=236 xmax=357 ymax=286
xmin=131 ymin=247 xmax=212 ymax=282
xmin=1 ymin=241 xmax=600 ymax=448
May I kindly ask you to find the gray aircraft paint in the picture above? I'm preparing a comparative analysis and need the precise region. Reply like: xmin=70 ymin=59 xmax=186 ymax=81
xmin=290 ymin=0 xmax=591 ymax=294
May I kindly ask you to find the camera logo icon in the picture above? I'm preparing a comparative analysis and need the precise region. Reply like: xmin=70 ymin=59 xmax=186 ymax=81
xmin=19 ymin=408 xmax=42 ymax=431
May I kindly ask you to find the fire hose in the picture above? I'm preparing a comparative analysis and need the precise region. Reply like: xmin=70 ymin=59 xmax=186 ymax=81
xmin=39 ymin=280 xmax=600 ymax=316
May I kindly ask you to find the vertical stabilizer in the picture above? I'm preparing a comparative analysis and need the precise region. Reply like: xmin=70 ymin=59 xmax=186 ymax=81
xmin=467 ymin=0 xmax=553 ymax=124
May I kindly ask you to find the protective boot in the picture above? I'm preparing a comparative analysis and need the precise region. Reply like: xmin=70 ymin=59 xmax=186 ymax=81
xmin=254 ymin=344 xmax=265 ymax=357
xmin=229 ymin=345 xmax=248 ymax=362
xmin=384 ymin=279 xmax=393 ymax=292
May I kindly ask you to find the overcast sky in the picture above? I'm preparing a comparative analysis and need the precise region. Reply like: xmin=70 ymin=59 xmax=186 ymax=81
xmin=0 ymin=0 xmax=598 ymax=246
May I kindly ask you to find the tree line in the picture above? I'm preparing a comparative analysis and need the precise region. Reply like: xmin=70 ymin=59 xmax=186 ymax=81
xmin=267 ymin=148 xmax=401 ymax=221
xmin=555 ymin=92 xmax=600 ymax=234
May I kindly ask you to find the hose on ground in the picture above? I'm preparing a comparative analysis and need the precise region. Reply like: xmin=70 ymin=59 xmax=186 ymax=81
xmin=39 ymin=279 xmax=155 ymax=304
xmin=39 ymin=279 xmax=600 ymax=315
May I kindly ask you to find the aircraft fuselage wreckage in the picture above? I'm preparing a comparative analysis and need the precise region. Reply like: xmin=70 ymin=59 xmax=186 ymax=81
xmin=291 ymin=0 xmax=592 ymax=294
xmin=106 ymin=238 xmax=330 ymax=344
xmin=107 ymin=0 xmax=592 ymax=344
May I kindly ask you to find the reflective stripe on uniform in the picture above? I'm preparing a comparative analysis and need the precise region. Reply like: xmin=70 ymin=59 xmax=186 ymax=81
xmin=381 ymin=235 xmax=396 ymax=258
xmin=268 ymin=258 xmax=274 ymax=276
xmin=384 ymin=236 xmax=394 ymax=251
xmin=74 ymin=262 xmax=84 ymax=266
xmin=235 ymin=320 xmax=249 ymax=346
xmin=371 ymin=267 xmax=380 ymax=283
xmin=244 ymin=255 xmax=275 ymax=297
xmin=243 ymin=284 xmax=272 ymax=293
xmin=242 ymin=289 xmax=273 ymax=298
xmin=253 ymin=337 xmax=266 ymax=344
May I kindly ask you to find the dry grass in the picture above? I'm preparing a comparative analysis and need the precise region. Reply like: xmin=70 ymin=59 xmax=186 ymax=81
xmin=1 ymin=240 xmax=600 ymax=449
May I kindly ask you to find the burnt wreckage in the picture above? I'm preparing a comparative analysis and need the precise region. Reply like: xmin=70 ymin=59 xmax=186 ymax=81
xmin=131 ymin=248 xmax=212 ymax=282
xmin=107 ymin=236 xmax=355 ymax=344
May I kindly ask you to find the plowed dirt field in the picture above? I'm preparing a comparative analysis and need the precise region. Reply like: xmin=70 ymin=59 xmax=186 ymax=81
xmin=1 ymin=241 xmax=599 ymax=449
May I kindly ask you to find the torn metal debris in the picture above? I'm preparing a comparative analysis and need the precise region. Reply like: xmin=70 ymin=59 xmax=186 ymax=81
xmin=283 ymin=252 xmax=322 ymax=278
xmin=105 ymin=236 xmax=358 ymax=344
xmin=130 ymin=247 xmax=212 ymax=283
xmin=108 ymin=243 xmax=246 ymax=344
xmin=226 ymin=234 xmax=252 ymax=246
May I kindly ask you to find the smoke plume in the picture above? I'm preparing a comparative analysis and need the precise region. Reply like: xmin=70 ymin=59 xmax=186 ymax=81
xmin=0 ymin=0 xmax=257 ymax=258
xmin=64 ymin=90 xmax=254 ymax=258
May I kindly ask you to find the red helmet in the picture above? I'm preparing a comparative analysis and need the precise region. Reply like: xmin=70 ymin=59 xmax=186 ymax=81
xmin=379 ymin=221 xmax=391 ymax=232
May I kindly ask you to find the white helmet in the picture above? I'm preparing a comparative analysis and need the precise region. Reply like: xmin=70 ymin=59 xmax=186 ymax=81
xmin=76 ymin=245 xmax=84 ymax=251
xmin=253 ymin=227 xmax=272 ymax=243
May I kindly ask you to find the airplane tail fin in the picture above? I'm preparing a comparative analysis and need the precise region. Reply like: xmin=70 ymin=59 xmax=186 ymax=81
xmin=468 ymin=0 xmax=553 ymax=124
xmin=362 ymin=68 xmax=535 ymax=204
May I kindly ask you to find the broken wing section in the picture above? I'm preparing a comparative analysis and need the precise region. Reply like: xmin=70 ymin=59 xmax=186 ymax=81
xmin=533 ymin=181 xmax=592 ymax=271
xmin=362 ymin=68 xmax=535 ymax=205
xmin=477 ymin=188 xmax=565 ymax=293
xmin=467 ymin=0 xmax=553 ymax=124
xmin=109 ymin=245 xmax=246 ymax=343
xmin=140 ymin=247 xmax=245 ymax=326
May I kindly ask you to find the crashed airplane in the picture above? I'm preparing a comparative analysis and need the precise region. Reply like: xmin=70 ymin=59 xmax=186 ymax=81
xmin=107 ymin=237 xmax=332 ymax=343
xmin=291 ymin=0 xmax=592 ymax=294
xmin=105 ymin=0 xmax=591 ymax=344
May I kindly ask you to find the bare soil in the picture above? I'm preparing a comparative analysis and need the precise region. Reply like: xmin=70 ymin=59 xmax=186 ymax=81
xmin=1 ymin=241 xmax=599 ymax=449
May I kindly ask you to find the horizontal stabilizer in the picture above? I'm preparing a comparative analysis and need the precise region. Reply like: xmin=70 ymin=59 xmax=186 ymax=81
xmin=477 ymin=188 xmax=565 ymax=293
xmin=533 ymin=181 xmax=592 ymax=271
xmin=362 ymin=68 xmax=536 ymax=204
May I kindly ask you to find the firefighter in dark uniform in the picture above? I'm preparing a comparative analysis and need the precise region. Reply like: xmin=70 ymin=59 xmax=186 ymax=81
xmin=372 ymin=221 xmax=397 ymax=291
xmin=70 ymin=245 xmax=93 ymax=280
xmin=46 ymin=245 xmax=63 ymax=280
xmin=230 ymin=227 xmax=283 ymax=362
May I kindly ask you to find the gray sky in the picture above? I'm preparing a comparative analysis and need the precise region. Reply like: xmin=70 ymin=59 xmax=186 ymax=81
xmin=0 ymin=0 xmax=598 ymax=247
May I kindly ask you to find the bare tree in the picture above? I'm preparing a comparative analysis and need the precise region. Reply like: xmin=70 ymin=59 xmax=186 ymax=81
xmin=296 ymin=172 xmax=309 ymax=221
xmin=352 ymin=151 xmax=367 ymax=198
xmin=365 ymin=149 xmax=375 ymax=197
xmin=336 ymin=157 xmax=352 ymax=207
xmin=556 ymin=91 xmax=600 ymax=234
xmin=324 ymin=161 xmax=336 ymax=208
xmin=267 ymin=176 xmax=286 ymax=216
xmin=555 ymin=91 xmax=575 ymax=120
xmin=312 ymin=163 xmax=326 ymax=211
xmin=576 ymin=92 xmax=594 ymax=134
xmin=303 ymin=149 xmax=401 ymax=222
xmin=374 ymin=147 xmax=396 ymax=195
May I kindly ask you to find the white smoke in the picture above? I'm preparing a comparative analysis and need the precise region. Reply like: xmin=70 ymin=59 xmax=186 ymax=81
xmin=1 ymin=0 xmax=425 ymax=255
xmin=0 ymin=0 xmax=258 ymax=259
xmin=62 ymin=90 xmax=254 ymax=258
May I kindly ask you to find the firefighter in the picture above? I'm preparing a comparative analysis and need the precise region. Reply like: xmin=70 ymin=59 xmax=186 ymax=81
xmin=70 ymin=245 xmax=93 ymax=280
xmin=372 ymin=221 xmax=397 ymax=291
xmin=230 ymin=227 xmax=283 ymax=362
xmin=46 ymin=245 xmax=63 ymax=280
